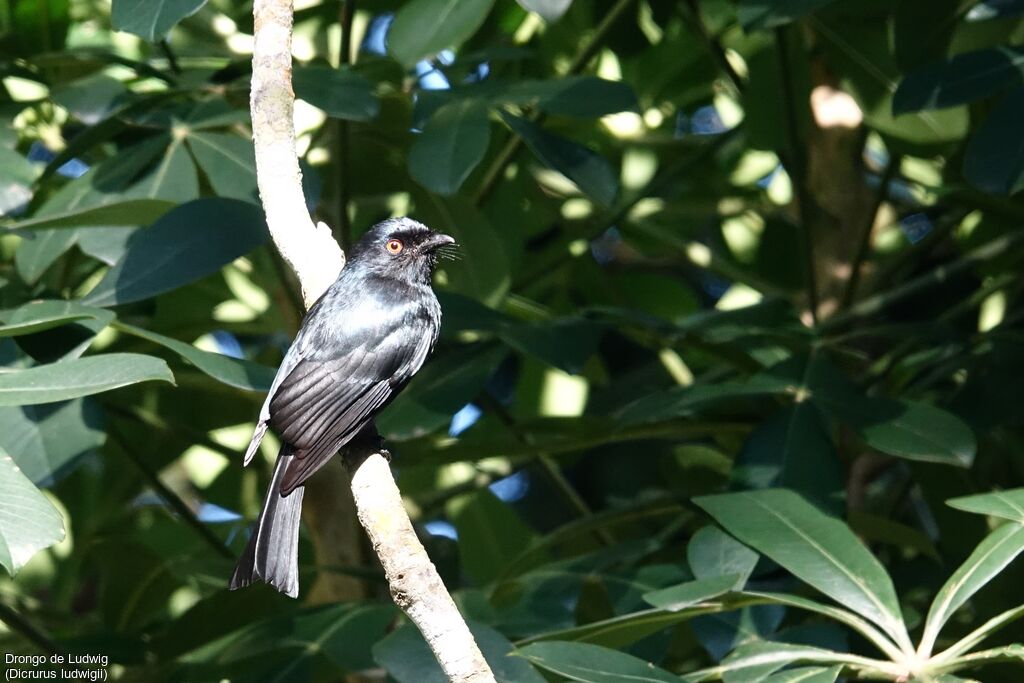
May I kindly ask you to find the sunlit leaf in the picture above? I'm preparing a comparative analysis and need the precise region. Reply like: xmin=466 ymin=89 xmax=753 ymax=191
xmin=111 ymin=0 xmax=207 ymax=41
xmin=0 ymin=353 xmax=174 ymax=406
xmin=0 ymin=446 xmax=65 ymax=575
xmin=82 ymin=198 xmax=268 ymax=307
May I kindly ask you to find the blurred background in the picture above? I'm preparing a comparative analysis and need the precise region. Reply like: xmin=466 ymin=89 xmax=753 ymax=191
xmin=1 ymin=0 xmax=1024 ymax=680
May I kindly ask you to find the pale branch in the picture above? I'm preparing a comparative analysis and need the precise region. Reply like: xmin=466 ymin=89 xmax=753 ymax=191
xmin=249 ymin=1 xmax=495 ymax=680
xmin=252 ymin=0 xmax=344 ymax=306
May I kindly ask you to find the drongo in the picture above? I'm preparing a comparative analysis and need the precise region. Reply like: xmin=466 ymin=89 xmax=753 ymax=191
xmin=229 ymin=217 xmax=455 ymax=597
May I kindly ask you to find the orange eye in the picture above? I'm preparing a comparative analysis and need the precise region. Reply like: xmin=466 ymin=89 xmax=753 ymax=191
xmin=385 ymin=238 xmax=403 ymax=254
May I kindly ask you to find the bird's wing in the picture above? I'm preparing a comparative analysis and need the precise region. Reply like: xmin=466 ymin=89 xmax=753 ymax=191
xmin=267 ymin=303 xmax=437 ymax=494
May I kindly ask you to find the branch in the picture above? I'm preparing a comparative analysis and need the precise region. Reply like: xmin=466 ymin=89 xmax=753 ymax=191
xmin=250 ymin=1 xmax=495 ymax=680
xmin=252 ymin=0 xmax=344 ymax=307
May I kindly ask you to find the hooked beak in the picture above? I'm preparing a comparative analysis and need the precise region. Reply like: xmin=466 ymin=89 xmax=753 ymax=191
xmin=423 ymin=233 xmax=457 ymax=252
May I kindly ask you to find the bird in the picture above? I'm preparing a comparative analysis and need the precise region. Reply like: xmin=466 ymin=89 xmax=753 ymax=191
xmin=229 ymin=217 xmax=455 ymax=598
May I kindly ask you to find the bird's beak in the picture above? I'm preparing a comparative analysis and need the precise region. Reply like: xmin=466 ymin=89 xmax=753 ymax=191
xmin=423 ymin=233 xmax=457 ymax=252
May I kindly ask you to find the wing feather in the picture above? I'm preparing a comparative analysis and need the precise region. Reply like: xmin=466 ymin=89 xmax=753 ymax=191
xmin=265 ymin=302 xmax=438 ymax=493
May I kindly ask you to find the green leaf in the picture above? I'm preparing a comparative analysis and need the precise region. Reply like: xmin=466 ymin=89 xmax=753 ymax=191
xmin=732 ymin=402 xmax=843 ymax=509
xmin=111 ymin=0 xmax=208 ymax=42
xmin=292 ymin=66 xmax=380 ymax=122
xmin=0 ymin=146 xmax=36 ymax=217
xmin=964 ymin=85 xmax=1024 ymax=195
xmin=642 ymin=574 xmax=739 ymax=612
xmin=500 ymin=77 xmax=638 ymax=118
xmin=616 ymin=376 xmax=792 ymax=425
xmin=740 ymin=591 xmax=904 ymax=661
xmin=388 ymin=0 xmax=496 ymax=67
xmin=502 ymin=113 xmax=618 ymax=206
xmin=81 ymin=198 xmax=268 ymax=307
xmin=517 ymin=641 xmax=680 ymax=683
xmin=378 ymin=344 xmax=506 ymax=440
xmin=375 ymin=622 xmax=545 ymax=683
xmin=685 ymin=642 xmax=849 ymax=683
xmin=409 ymin=99 xmax=490 ymax=195
xmin=186 ymin=133 xmax=258 ymax=203
xmin=894 ymin=46 xmax=1024 ymax=114
xmin=0 ymin=353 xmax=174 ymax=406
xmin=0 ymin=399 xmax=104 ymax=484
xmin=498 ymin=318 xmax=603 ymax=374
xmin=738 ymin=0 xmax=837 ymax=30
xmin=0 ymin=446 xmax=65 ymax=575
xmin=7 ymin=199 xmax=176 ymax=231
xmin=113 ymin=322 xmax=274 ymax=392
xmin=811 ymin=366 xmax=975 ymax=467
xmin=688 ymin=526 xmax=760 ymax=587
xmin=918 ymin=523 xmax=1024 ymax=656
xmin=762 ymin=665 xmax=842 ymax=683
xmin=694 ymin=489 xmax=910 ymax=648
xmin=947 ymin=488 xmax=1024 ymax=524
xmin=0 ymin=302 xmax=96 ymax=338
xmin=450 ymin=489 xmax=537 ymax=585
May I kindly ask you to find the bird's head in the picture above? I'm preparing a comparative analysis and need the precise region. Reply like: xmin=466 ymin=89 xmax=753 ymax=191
xmin=349 ymin=217 xmax=456 ymax=283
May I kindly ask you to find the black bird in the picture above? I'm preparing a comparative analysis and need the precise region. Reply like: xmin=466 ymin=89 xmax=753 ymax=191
xmin=229 ymin=217 xmax=454 ymax=597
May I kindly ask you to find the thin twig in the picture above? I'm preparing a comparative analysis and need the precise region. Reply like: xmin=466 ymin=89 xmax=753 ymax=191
xmin=0 ymin=601 xmax=61 ymax=655
xmin=775 ymin=25 xmax=820 ymax=324
xmin=473 ymin=0 xmax=638 ymax=206
xmin=107 ymin=427 xmax=234 ymax=560
xmin=334 ymin=0 xmax=355 ymax=250
xmin=840 ymin=154 xmax=899 ymax=310
xmin=681 ymin=0 xmax=744 ymax=93
xmin=825 ymin=230 xmax=1024 ymax=331
xmin=159 ymin=39 xmax=182 ymax=75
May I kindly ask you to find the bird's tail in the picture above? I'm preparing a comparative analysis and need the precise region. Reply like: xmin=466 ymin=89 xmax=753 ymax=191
xmin=229 ymin=448 xmax=304 ymax=598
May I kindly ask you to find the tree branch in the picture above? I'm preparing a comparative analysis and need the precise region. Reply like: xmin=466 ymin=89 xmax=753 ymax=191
xmin=250 ymin=1 xmax=494 ymax=680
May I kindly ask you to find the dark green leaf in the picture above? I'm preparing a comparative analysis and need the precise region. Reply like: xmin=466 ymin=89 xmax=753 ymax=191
xmin=518 ymin=641 xmax=679 ymax=683
xmin=388 ymin=0 xmax=496 ymax=67
xmin=409 ymin=99 xmax=490 ymax=195
xmin=292 ymin=66 xmax=380 ymax=122
xmin=451 ymin=489 xmax=537 ymax=585
xmin=694 ymin=489 xmax=909 ymax=647
xmin=0 ymin=446 xmax=65 ymax=575
xmin=0 ymin=399 xmax=104 ymax=484
xmin=82 ymin=198 xmax=268 ymax=307
xmin=498 ymin=318 xmax=603 ymax=374
xmin=688 ymin=526 xmax=760 ymax=587
xmin=732 ymin=403 xmax=843 ymax=510
xmin=964 ymin=85 xmax=1024 ymax=195
xmin=642 ymin=574 xmax=739 ymax=612
xmin=0 ymin=353 xmax=174 ymax=406
xmin=186 ymin=132 xmax=259 ymax=203
xmin=0 ymin=146 xmax=36 ymax=216
xmin=114 ymin=322 xmax=275 ymax=392
xmin=111 ymin=0 xmax=207 ymax=41
xmin=499 ymin=77 xmax=638 ymax=118
xmin=738 ymin=0 xmax=837 ymax=30
xmin=501 ymin=113 xmax=618 ymax=206
xmin=7 ymin=199 xmax=176 ymax=231
xmin=378 ymin=344 xmax=506 ymax=440
xmin=894 ymin=46 xmax=1024 ymax=114
xmin=0 ymin=302 xmax=96 ymax=338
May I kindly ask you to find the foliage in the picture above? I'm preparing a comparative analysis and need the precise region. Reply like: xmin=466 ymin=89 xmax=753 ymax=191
xmin=1 ymin=0 xmax=1024 ymax=681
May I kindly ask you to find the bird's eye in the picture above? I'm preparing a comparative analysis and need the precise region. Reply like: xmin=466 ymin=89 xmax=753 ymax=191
xmin=385 ymin=239 xmax=404 ymax=254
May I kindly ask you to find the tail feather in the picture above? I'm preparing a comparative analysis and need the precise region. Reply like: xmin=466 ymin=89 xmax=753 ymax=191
xmin=229 ymin=449 xmax=304 ymax=598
